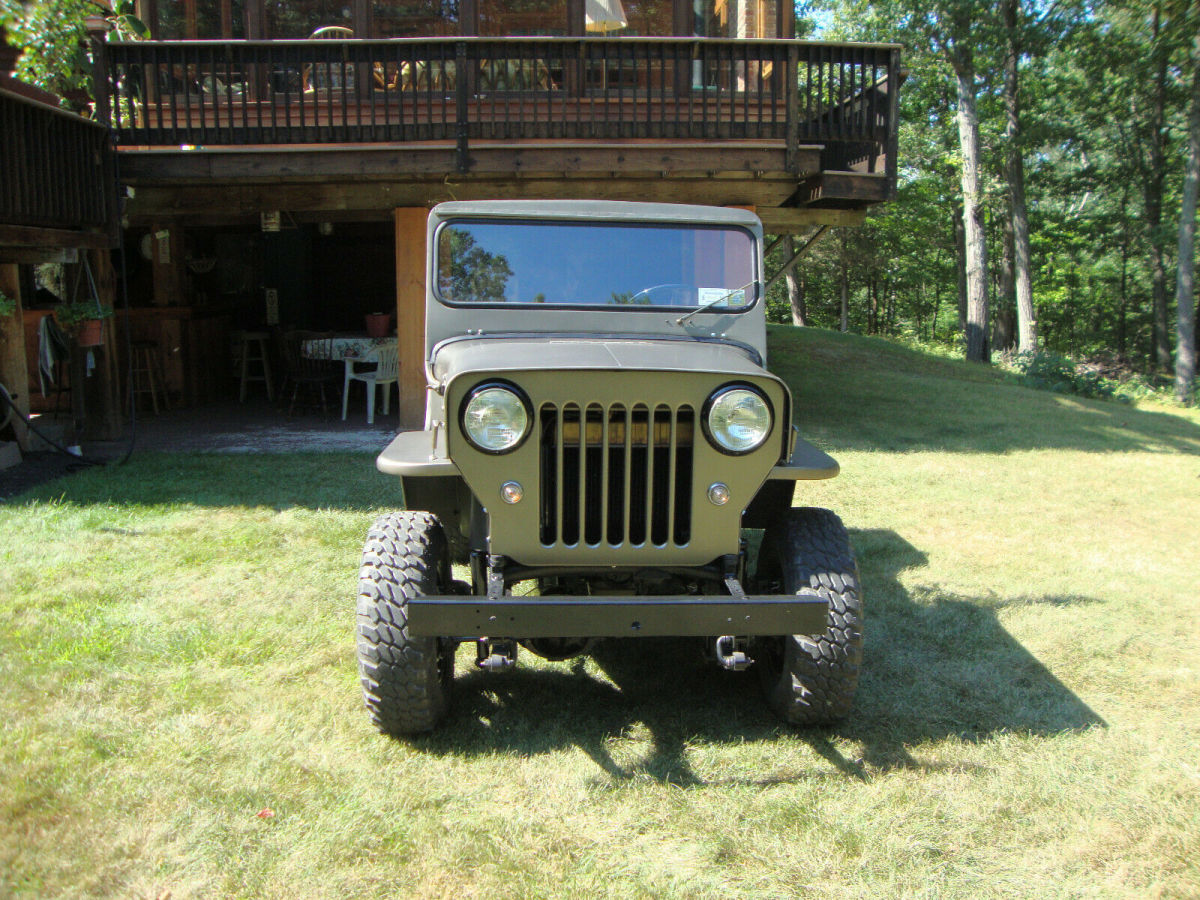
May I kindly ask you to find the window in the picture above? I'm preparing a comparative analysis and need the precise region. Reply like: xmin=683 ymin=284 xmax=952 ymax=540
xmin=693 ymin=0 xmax=777 ymax=38
xmin=620 ymin=0 xmax=672 ymax=35
xmin=265 ymin=0 xmax=354 ymax=38
xmin=477 ymin=0 xmax=569 ymax=36
xmin=436 ymin=219 xmax=757 ymax=309
xmin=371 ymin=0 xmax=460 ymax=37
xmin=153 ymin=0 xmax=246 ymax=38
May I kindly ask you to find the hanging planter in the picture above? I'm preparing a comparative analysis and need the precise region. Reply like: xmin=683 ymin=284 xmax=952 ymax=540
xmin=74 ymin=318 xmax=105 ymax=347
xmin=56 ymin=301 xmax=113 ymax=348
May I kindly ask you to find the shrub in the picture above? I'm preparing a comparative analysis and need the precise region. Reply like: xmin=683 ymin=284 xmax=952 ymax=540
xmin=1011 ymin=351 xmax=1117 ymax=400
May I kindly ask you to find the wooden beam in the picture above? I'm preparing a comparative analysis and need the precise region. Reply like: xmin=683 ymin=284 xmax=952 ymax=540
xmin=117 ymin=143 xmax=818 ymax=183
xmin=126 ymin=176 xmax=807 ymax=223
xmin=0 ymin=264 xmax=31 ymax=451
xmin=757 ymin=207 xmax=867 ymax=232
xmin=150 ymin=223 xmax=187 ymax=307
xmin=801 ymin=173 xmax=891 ymax=206
xmin=0 ymin=247 xmax=79 ymax=265
xmin=0 ymin=224 xmax=114 ymax=251
xmin=394 ymin=207 xmax=428 ymax=431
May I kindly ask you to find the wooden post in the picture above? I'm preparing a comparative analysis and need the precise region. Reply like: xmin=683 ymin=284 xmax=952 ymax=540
xmin=394 ymin=207 xmax=429 ymax=430
xmin=84 ymin=249 xmax=122 ymax=440
xmin=0 ymin=264 xmax=31 ymax=451
xmin=150 ymin=222 xmax=187 ymax=307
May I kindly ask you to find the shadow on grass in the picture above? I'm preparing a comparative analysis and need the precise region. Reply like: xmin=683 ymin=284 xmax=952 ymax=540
xmin=1 ymin=451 xmax=396 ymax=511
xmin=415 ymin=528 xmax=1105 ymax=784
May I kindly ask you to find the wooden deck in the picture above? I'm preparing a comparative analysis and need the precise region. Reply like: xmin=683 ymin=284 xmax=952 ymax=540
xmin=100 ymin=36 xmax=900 ymax=224
xmin=0 ymin=85 xmax=118 ymax=262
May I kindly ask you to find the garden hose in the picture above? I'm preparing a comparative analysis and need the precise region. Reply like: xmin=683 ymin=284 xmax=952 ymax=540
xmin=0 ymin=379 xmax=101 ymax=467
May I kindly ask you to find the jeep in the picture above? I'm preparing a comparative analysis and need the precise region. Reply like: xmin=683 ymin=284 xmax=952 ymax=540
xmin=356 ymin=200 xmax=862 ymax=734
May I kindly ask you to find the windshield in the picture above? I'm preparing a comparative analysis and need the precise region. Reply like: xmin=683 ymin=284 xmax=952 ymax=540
xmin=435 ymin=219 xmax=758 ymax=309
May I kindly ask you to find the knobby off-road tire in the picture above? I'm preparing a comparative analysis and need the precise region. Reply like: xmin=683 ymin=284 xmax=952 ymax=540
xmin=357 ymin=511 xmax=454 ymax=736
xmin=758 ymin=507 xmax=863 ymax=726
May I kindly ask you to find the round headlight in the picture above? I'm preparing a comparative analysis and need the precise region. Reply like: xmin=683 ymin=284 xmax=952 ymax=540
xmin=461 ymin=384 xmax=531 ymax=453
xmin=705 ymin=386 xmax=772 ymax=454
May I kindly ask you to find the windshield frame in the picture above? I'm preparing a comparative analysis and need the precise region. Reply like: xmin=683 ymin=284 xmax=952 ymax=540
xmin=431 ymin=217 xmax=761 ymax=313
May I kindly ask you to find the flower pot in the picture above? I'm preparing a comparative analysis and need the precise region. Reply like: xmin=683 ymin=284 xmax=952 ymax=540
xmin=75 ymin=318 xmax=105 ymax=347
xmin=365 ymin=312 xmax=392 ymax=338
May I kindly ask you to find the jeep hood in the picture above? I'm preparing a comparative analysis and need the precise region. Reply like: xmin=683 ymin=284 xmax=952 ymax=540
xmin=429 ymin=335 xmax=768 ymax=387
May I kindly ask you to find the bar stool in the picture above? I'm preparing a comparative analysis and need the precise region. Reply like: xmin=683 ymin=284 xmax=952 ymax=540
xmin=127 ymin=339 xmax=170 ymax=415
xmin=237 ymin=330 xmax=275 ymax=402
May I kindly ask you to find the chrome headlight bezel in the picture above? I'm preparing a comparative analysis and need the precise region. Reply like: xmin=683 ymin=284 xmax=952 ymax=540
xmin=459 ymin=381 xmax=533 ymax=454
xmin=703 ymin=384 xmax=773 ymax=455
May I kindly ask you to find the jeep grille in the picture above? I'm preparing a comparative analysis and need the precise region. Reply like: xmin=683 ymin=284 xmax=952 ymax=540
xmin=538 ymin=403 xmax=694 ymax=548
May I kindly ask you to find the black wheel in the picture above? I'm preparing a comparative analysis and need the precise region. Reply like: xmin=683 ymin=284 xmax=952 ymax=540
xmin=755 ymin=507 xmax=863 ymax=725
xmin=356 ymin=511 xmax=455 ymax=735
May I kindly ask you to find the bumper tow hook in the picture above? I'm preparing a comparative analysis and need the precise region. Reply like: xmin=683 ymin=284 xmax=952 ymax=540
xmin=475 ymin=638 xmax=518 ymax=671
xmin=715 ymin=635 xmax=754 ymax=671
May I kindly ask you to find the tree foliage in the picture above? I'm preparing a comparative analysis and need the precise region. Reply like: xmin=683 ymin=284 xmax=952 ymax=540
xmin=0 ymin=0 xmax=148 ymax=102
xmin=779 ymin=0 xmax=1200 ymax=399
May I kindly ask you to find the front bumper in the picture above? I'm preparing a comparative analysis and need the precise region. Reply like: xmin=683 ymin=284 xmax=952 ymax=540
xmin=406 ymin=591 xmax=829 ymax=638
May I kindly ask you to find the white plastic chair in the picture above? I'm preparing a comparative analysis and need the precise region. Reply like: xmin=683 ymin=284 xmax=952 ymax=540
xmin=342 ymin=343 xmax=398 ymax=425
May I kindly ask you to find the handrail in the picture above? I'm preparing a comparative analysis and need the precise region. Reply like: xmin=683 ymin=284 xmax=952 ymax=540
xmin=0 ymin=84 xmax=117 ymax=234
xmin=98 ymin=36 xmax=898 ymax=189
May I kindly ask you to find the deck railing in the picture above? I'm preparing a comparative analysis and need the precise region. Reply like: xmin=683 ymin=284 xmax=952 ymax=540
xmin=97 ymin=37 xmax=899 ymax=178
xmin=0 ymin=85 xmax=117 ymax=234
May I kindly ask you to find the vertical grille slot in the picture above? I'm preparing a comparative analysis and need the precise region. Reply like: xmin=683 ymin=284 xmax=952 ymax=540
xmin=539 ymin=400 xmax=694 ymax=548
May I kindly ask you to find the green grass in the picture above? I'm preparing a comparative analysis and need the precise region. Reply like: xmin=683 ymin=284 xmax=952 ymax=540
xmin=2 ymin=326 xmax=1199 ymax=898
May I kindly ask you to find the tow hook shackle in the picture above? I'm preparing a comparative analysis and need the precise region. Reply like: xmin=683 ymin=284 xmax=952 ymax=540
xmin=714 ymin=635 xmax=754 ymax=671
xmin=476 ymin=637 xmax=518 ymax=670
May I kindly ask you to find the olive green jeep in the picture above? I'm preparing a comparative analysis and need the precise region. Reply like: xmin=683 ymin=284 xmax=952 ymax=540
xmin=357 ymin=200 xmax=862 ymax=735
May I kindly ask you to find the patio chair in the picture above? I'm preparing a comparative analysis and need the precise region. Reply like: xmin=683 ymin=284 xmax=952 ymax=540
xmin=342 ymin=342 xmax=399 ymax=425
xmin=304 ymin=26 xmax=356 ymax=93
xmin=280 ymin=330 xmax=339 ymax=416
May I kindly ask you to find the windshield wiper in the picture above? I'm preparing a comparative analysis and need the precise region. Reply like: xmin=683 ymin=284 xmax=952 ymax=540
xmin=673 ymin=280 xmax=758 ymax=326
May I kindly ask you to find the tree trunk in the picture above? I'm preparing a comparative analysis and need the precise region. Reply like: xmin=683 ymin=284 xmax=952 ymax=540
xmin=839 ymin=236 xmax=849 ymax=332
xmin=1149 ymin=3 xmax=1172 ymax=371
xmin=955 ymin=55 xmax=990 ymax=362
xmin=868 ymin=276 xmax=878 ymax=334
xmin=954 ymin=205 xmax=967 ymax=337
xmin=1118 ymin=184 xmax=1131 ymax=359
xmin=932 ymin=282 xmax=942 ymax=342
xmin=784 ymin=236 xmax=807 ymax=326
xmin=1176 ymin=30 xmax=1200 ymax=404
xmin=995 ymin=211 xmax=1016 ymax=353
xmin=1003 ymin=0 xmax=1038 ymax=355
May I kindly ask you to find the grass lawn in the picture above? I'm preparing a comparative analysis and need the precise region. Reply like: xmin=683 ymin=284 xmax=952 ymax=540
xmin=2 ymin=326 xmax=1199 ymax=898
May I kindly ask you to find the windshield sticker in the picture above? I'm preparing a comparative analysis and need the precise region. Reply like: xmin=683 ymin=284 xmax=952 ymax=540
xmin=698 ymin=287 xmax=743 ymax=307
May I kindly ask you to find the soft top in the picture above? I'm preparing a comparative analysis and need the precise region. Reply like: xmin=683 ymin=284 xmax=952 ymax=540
xmin=429 ymin=199 xmax=762 ymax=228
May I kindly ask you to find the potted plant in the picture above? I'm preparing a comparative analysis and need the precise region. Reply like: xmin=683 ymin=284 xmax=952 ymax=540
xmin=365 ymin=311 xmax=392 ymax=338
xmin=56 ymin=299 xmax=113 ymax=347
